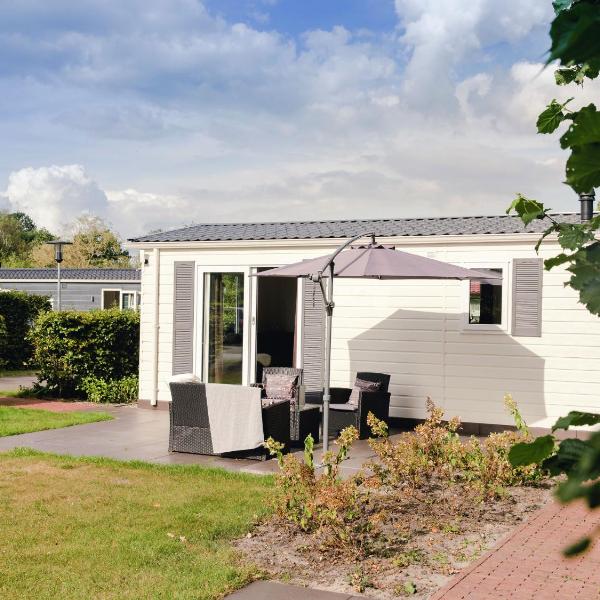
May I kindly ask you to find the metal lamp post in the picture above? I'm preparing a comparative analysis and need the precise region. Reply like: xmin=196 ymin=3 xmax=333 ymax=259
xmin=46 ymin=240 xmax=72 ymax=311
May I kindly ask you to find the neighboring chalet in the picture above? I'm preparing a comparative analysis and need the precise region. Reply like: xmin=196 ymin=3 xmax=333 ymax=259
xmin=127 ymin=213 xmax=598 ymax=432
xmin=0 ymin=268 xmax=141 ymax=311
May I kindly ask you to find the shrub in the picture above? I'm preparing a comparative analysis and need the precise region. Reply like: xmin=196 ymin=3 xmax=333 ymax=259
xmin=0 ymin=290 xmax=51 ymax=369
xmin=265 ymin=427 xmax=370 ymax=553
xmin=368 ymin=395 xmax=541 ymax=499
xmin=0 ymin=315 xmax=7 ymax=369
xmin=81 ymin=375 xmax=139 ymax=404
xmin=30 ymin=308 xmax=139 ymax=398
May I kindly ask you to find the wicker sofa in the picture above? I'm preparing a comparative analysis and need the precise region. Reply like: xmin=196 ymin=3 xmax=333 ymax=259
xmin=168 ymin=381 xmax=290 ymax=460
xmin=326 ymin=372 xmax=391 ymax=439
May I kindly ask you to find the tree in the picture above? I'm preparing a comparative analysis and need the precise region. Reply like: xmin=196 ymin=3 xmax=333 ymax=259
xmin=507 ymin=0 xmax=600 ymax=555
xmin=31 ymin=215 xmax=132 ymax=268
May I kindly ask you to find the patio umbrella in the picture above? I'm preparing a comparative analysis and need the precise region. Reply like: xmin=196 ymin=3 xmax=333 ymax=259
xmin=257 ymin=233 xmax=501 ymax=452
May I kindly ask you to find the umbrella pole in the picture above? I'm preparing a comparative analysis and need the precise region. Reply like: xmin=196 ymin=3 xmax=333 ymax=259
xmin=322 ymin=261 xmax=334 ymax=454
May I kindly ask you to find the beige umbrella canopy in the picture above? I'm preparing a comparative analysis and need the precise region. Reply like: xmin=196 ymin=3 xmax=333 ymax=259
xmin=258 ymin=234 xmax=501 ymax=452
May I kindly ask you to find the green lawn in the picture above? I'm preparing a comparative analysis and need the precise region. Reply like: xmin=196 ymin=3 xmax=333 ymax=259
xmin=0 ymin=449 xmax=273 ymax=599
xmin=0 ymin=406 xmax=113 ymax=437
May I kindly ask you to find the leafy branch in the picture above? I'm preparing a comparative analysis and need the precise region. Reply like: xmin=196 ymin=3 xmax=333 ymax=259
xmin=507 ymin=0 xmax=600 ymax=556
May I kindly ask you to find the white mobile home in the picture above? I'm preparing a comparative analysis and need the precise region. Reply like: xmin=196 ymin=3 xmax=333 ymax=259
xmin=127 ymin=214 xmax=599 ymax=432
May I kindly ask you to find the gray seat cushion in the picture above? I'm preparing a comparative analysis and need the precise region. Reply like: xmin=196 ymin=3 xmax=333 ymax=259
xmin=329 ymin=403 xmax=357 ymax=412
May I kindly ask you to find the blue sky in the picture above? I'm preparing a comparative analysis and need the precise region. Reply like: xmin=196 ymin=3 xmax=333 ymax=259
xmin=0 ymin=0 xmax=593 ymax=237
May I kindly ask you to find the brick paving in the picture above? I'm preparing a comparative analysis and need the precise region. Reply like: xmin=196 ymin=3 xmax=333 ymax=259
xmin=431 ymin=500 xmax=600 ymax=600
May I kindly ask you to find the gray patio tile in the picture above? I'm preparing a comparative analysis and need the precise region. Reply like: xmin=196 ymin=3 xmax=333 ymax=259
xmin=225 ymin=581 xmax=360 ymax=599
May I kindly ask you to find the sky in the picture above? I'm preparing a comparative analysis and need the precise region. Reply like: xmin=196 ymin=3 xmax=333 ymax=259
xmin=0 ymin=0 xmax=597 ymax=238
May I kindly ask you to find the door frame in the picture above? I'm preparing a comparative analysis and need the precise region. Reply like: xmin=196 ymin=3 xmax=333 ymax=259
xmin=249 ymin=266 xmax=302 ymax=384
xmin=195 ymin=265 xmax=251 ymax=385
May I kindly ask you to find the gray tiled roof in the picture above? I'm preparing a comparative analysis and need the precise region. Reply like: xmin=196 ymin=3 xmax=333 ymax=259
xmin=0 ymin=268 xmax=141 ymax=281
xmin=129 ymin=213 xmax=581 ymax=243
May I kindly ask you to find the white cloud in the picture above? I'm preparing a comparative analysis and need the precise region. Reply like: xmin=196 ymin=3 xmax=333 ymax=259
xmin=394 ymin=0 xmax=551 ymax=108
xmin=4 ymin=165 xmax=108 ymax=234
xmin=0 ymin=1 xmax=590 ymax=238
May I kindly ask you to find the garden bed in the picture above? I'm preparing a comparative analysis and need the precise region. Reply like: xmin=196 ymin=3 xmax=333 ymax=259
xmin=237 ymin=480 xmax=551 ymax=598
xmin=237 ymin=397 xmax=552 ymax=598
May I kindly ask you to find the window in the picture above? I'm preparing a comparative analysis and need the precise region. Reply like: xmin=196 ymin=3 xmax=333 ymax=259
xmin=102 ymin=290 xmax=120 ymax=309
xmin=101 ymin=289 xmax=139 ymax=310
xmin=464 ymin=267 xmax=505 ymax=329
xmin=121 ymin=292 xmax=136 ymax=310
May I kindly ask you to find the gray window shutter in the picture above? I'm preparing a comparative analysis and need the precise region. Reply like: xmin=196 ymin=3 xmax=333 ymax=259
xmin=301 ymin=279 xmax=325 ymax=399
xmin=512 ymin=258 xmax=543 ymax=337
xmin=172 ymin=262 xmax=195 ymax=374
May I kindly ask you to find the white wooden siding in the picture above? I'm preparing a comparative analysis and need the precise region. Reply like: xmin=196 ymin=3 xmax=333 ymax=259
xmin=138 ymin=238 xmax=600 ymax=429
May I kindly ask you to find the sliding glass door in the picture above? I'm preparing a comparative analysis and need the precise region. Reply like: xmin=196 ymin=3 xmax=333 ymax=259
xmin=205 ymin=272 xmax=245 ymax=384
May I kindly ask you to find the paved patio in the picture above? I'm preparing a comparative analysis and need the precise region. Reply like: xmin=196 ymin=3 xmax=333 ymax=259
xmin=0 ymin=404 xmax=378 ymax=476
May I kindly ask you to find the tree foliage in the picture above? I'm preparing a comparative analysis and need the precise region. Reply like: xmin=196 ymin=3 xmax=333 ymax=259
xmin=31 ymin=215 xmax=131 ymax=268
xmin=507 ymin=0 xmax=600 ymax=555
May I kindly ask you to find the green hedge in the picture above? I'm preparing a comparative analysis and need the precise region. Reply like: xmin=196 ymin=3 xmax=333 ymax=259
xmin=0 ymin=291 xmax=51 ymax=369
xmin=81 ymin=375 xmax=139 ymax=404
xmin=30 ymin=309 xmax=140 ymax=398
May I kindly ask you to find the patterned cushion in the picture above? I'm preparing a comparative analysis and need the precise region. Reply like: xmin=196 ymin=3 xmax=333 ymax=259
xmin=348 ymin=378 xmax=381 ymax=406
xmin=264 ymin=373 xmax=298 ymax=401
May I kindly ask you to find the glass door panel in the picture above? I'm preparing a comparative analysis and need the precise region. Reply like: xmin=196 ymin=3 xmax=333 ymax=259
xmin=206 ymin=272 xmax=244 ymax=384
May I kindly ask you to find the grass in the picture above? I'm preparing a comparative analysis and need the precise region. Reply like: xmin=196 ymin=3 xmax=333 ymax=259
xmin=0 ymin=449 xmax=273 ymax=599
xmin=0 ymin=406 xmax=113 ymax=437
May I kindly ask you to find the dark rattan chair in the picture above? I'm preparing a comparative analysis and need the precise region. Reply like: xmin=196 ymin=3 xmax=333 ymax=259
xmin=253 ymin=367 xmax=309 ymax=445
xmin=327 ymin=372 xmax=391 ymax=439
xmin=169 ymin=382 xmax=290 ymax=460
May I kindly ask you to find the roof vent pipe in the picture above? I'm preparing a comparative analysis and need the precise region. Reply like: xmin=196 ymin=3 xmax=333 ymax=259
xmin=580 ymin=190 xmax=595 ymax=222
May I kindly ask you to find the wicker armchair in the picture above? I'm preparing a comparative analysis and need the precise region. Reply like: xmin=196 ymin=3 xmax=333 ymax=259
xmin=253 ymin=367 xmax=308 ymax=444
xmin=328 ymin=372 xmax=391 ymax=439
xmin=168 ymin=382 xmax=290 ymax=460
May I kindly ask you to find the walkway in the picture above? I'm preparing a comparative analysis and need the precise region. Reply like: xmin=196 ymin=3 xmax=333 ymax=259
xmin=0 ymin=404 xmax=378 ymax=476
xmin=431 ymin=499 xmax=600 ymax=600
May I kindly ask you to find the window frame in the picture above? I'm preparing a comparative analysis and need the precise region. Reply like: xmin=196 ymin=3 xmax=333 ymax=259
xmin=120 ymin=290 xmax=138 ymax=310
xmin=101 ymin=288 xmax=122 ymax=310
xmin=460 ymin=261 xmax=510 ymax=333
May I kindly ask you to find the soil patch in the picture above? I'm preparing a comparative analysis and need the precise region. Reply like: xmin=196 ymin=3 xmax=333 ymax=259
xmin=236 ymin=481 xmax=552 ymax=599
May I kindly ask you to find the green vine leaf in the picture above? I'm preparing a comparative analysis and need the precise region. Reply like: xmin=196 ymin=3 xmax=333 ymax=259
xmin=553 ymin=411 xmax=600 ymax=431
xmin=509 ymin=435 xmax=555 ymax=467
xmin=537 ymin=98 xmax=573 ymax=134
xmin=560 ymin=104 xmax=600 ymax=149
xmin=552 ymin=0 xmax=574 ymax=14
xmin=543 ymin=438 xmax=590 ymax=477
xmin=544 ymin=252 xmax=572 ymax=269
xmin=549 ymin=2 xmax=600 ymax=69
xmin=507 ymin=194 xmax=547 ymax=225
xmin=556 ymin=223 xmax=595 ymax=250
xmin=564 ymin=537 xmax=591 ymax=556
xmin=565 ymin=143 xmax=600 ymax=193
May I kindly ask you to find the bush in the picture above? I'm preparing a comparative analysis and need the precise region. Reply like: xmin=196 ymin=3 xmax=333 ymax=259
xmin=81 ymin=375 xmax=139 ymax=403
xmin=30 ymin=308 xmax=139 ymax=398
xmin=0 ymin=290 xmax=51 ymax=369
xmin=265 ymin=427 xmax=370 ymax=553
xmin=368 ymin=395 xmax=541 ymax=499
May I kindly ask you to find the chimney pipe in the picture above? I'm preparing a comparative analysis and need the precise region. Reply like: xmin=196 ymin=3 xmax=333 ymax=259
xmin=579 ymin=190 xmax=595 ymax=222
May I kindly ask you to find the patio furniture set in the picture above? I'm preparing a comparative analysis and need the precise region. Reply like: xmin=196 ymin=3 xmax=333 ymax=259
xmin=169 ymin=368 xmax=392 ymax=460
